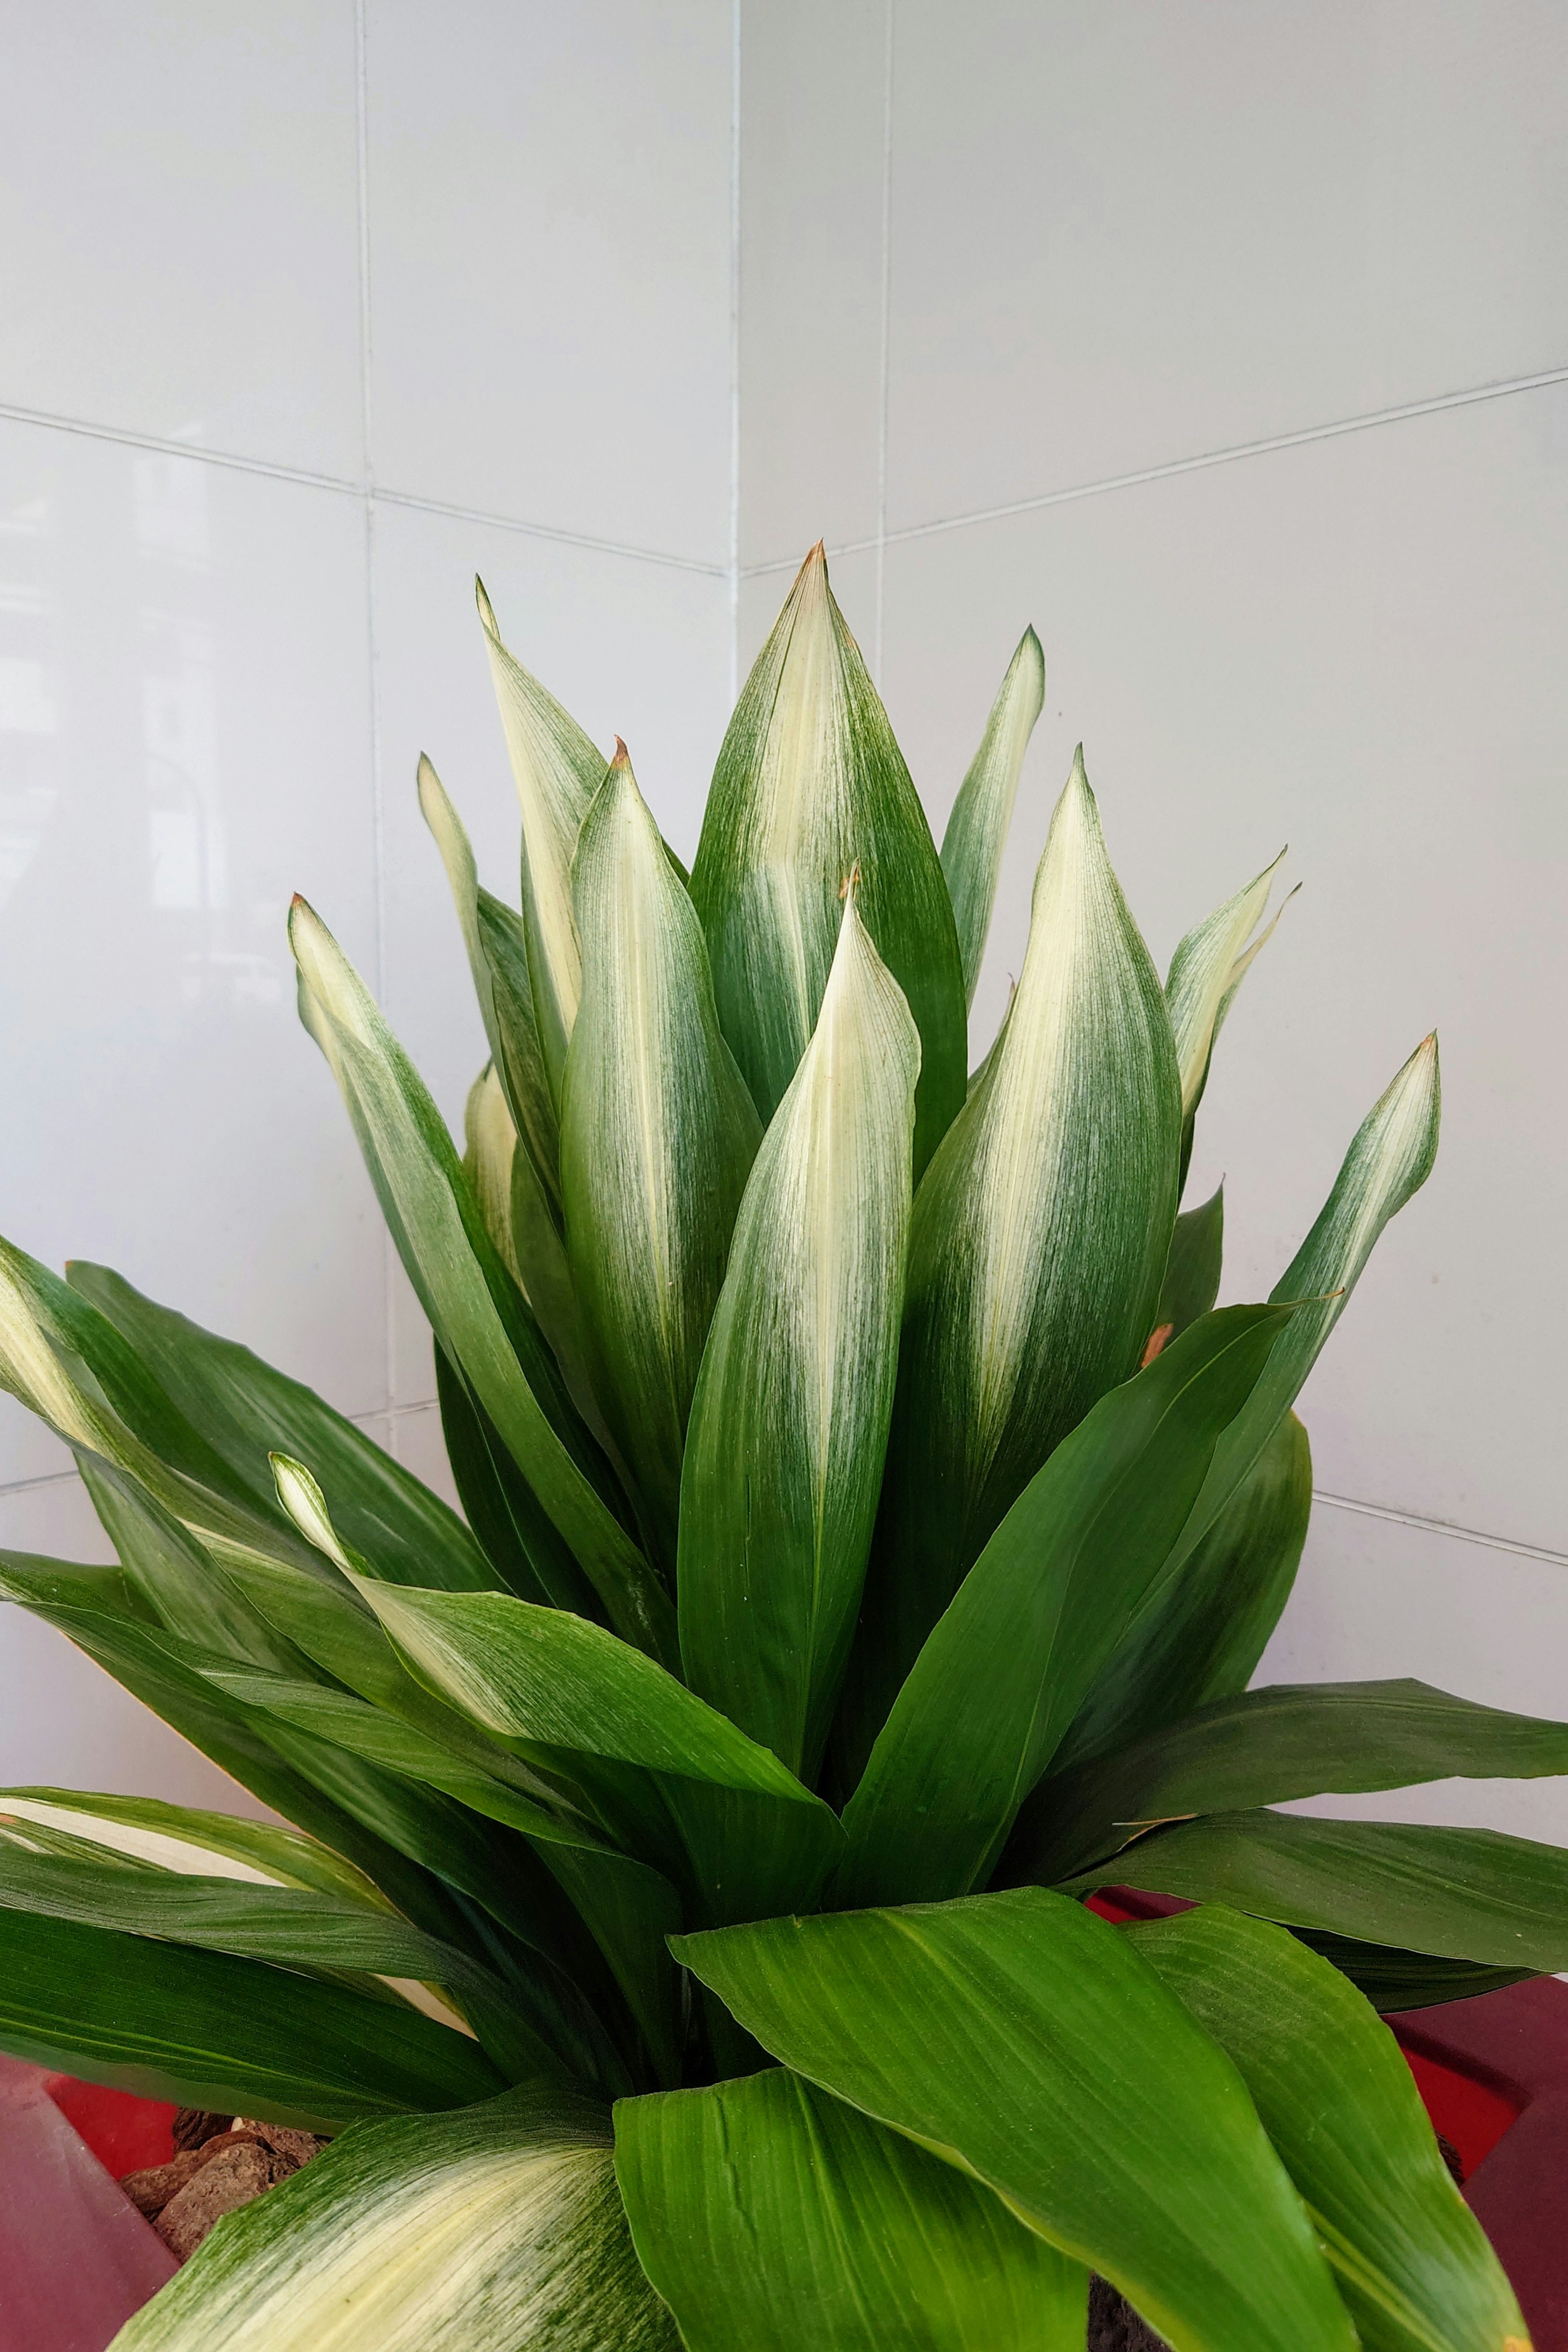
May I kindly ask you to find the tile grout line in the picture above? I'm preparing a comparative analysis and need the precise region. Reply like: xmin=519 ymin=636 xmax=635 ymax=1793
xmin=353 ymin=0 xmax=399 ymax=1452
xmin=727 ymin=0 xmax=742 ymax=706
xmin=872 ymin=0 xmax=895 ymax=684
xmin=743 ymin=361 xmax=1568 ymax=579
xmin=1312 ymin=1489 xmax=1568 ymax=1570
xmin=0 ymin=401 xmax=727 ymax=579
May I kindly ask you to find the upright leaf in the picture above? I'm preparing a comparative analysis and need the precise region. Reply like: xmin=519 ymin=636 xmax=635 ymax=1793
xmin=1156 ymin=1183 xmax=1225 ymax=1338
xmin=675 ymin=1888 xmax=1357 ymax=2352
xmin=1167 ymin=850 xmax=1292 ymax=1180
xmin=477 ymin=579 xmax=608 ymax=1107
xmin=1060 ymin=1036 xmax=1440 ymax=1771
xmin=1133 ymin=1907 xmax=1528 ymax=2352
xmin=616 ymin=2066 xmax=1087 ymax=2350
xmin=689 ymin=543 xmax=966 ymax=1173
xmin=1020 ymin=1678 xmax=1568 ymax=1886
xmin=679 ymin=894 xmax=920 ymax=1778
xmin=846 ymin=751 xmax=1182 ymax=1764
xmin=562 ymin=748 xmax=762 ymax=1570
xmin=939 ymin=626 xmax=1047 ymax=1006
xmin=114 ymin=2084 xmax=679 ymax=2352
xmin=458 ymin=1074 xmax=608 ymax=1454
xmin=289 ymin=896 xmax=674 ymax=1665
xmin=419 ymin=754 xmax=562 ymax=1216
xmin=1047 ymin=1412 xmax=1312 ymax=1775
xmin=835 ymin=1305 xmax=1292 ymax=1908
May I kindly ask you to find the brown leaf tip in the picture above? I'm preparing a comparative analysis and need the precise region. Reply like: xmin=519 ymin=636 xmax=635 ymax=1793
xmin=611 ymin=736 xmax=631 ymax=768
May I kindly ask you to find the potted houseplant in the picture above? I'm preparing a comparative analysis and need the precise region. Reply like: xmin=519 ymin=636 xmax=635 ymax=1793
xmin=0 ymin=544 xmax=1562 ymax=2350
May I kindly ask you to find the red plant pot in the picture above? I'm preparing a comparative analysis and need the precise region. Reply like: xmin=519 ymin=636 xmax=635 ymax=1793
xmin=1092 ymin=1890 xmax=1568 ymax=2350
xmin=8 ymin=1950 xmax=1568 ymax=2351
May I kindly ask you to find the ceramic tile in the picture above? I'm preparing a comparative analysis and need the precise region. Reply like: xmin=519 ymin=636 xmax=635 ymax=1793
xmin=885 ymin=0 xmax=1568 ymax=531
xmin=737 ymin=0 xmax=888 ymax=568
xmin=879 ymin=381 xmax=1568 ymax=1555
xmin=389 ymin=1401 xmax=463 ymax=1519
xmin=369 ymin=496 xmax=730 ymax=1402
xmin=1258 ymin=1500 xmax=1568 ymax=1846
xmin=0 ymin=2 xmax=364 ymax=480
xmin=0 ymin=419 xmax=388 ymax=1484
xmin=0 ymin=1474 xmax=277 ymax=1813
xmin=364 ymin=0 xmax=732 ymax=565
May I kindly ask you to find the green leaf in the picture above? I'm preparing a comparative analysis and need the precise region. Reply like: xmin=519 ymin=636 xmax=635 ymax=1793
xmin=1133 ymin=1907 xmax=1527 ymax=2352
xmin=835 ymin=1305 xmax=1293 ymax=1908
xmin=333 ymin=1562 xmax=829 ymax=1810
xmin=1156 ymin=1182 xmax=1224 ymax=1339
xmin=0 ymin=1828 xmax=557 ymax=2083
xmin=848 ymin=750 xmax=1182 ymax=1766
xmin=477 ymin=578 xmax=609 ymax=1109
xmin=78 ymin=1455 xmax=310 ymax=1670
xmin=288 ymin=894 xmax=675 ymax=1666
xmin=1167 ymin=850 xmax=1292 ymax=1174
xmin=1178 ymin=1035 xmax=1439 ymax=1570
xmin=0 ymin=1905 xmax=503 ymax=2128
xmin=678 ymin=893 xmax=920 ymax=1779
xmin=1020 ymin=1678 xmax=1568 ymax=1885
xmin=1058 ymin=1035 xmax=1440 ymax=1774
xmin=562 ymin=747 xmax=762 ymax=1570
xmin=616 ymin=2066 xmax=1087 ymax=2351
xmin=0 ymin=1786 xmax=398 ymax=1910
xmin=434 ymin=1339 xmax=604 ymax=1616
xmin=114 ymin=2082 xmax=678 ymax=2352
xmin=1075 ymin=1809 xmax=1568 ymax=1970
xmin=1286 ymin=1932 xmax=1536 ymax=2015
xmin=675 ymin=1886 xmax=1356 ymax=2352
xmin=0 ymin=1239 xmax=327 ymax=1584
xmin=689 ymin=543 xmax=967 ymax=1176
xmin=1053 ymin=1412 xmax=1312 ymax=1780
xmin=939 ymin=625 xmax=1047 ymax=1007
xmin=420 ymin=752 xmax=562 ymax=1217
xmin=67 ymin=1256 xmax=501 ymax=1595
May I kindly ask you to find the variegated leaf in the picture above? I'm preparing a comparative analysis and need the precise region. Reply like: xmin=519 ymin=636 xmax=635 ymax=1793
xmin=288 ymin=897 xmax=675 ymax=1667
xmin=1055 ymin=1038 xmax=1440 ymax=1777
xmin=477 ymin=579 xmax=608 ymax=1109
xmin=1167 ymin=850 xmax=1296 ymax=1187
xmin=678 ymin=893 xmax=920 ymax=1778
xmin=843 ymin=749 xmax=1181 ymax=1768
xmin=562 ymin=746 xmax=761 ymax=1572
xmin=420 ymin=753 xmax=561 ymax=1217
xmin=112 ymin=2086 xmax=678 ymax=2352
xmin=939 ymin=625 xmax=1046 ymax=1007
xmin=689 ymin=543 xmax=966 ymax=1175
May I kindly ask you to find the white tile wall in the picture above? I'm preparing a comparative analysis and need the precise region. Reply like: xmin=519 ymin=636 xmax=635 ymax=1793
xmin=0 ymin=1 xmax=365 ymax=480
xmin=883 ymin=0 xmax=1568 ymax=535
xmin=363 ymin=0 xmax=733 ymax=565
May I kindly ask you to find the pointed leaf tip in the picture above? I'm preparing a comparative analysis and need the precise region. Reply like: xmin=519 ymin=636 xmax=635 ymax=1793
xmin=611 ymin=737 xmax=631 ymax=768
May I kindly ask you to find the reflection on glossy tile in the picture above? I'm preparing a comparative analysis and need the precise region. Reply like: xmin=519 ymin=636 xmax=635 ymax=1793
xmin=886 ymin=0 xmax=1568 ymax=530
xmin=0 ymin=1 xmax=363 ymax=479
xmin=879 ymin=384 xmax=1568 ymax=1552
xmin=370 ymin=497 xmax=730 ymax=1402
xmin=738 ymin=0 xmax=887 ymax=566
xmin=365 ymin=0 xmax=731 ymax=564
xmin=0 ymin=419 xmax=387 ymax=1479
xmin=1258 ymin=1500 xmax=1568 ymax=1845
xmin=0 ymin=1474 xmax=277 ymax=1813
